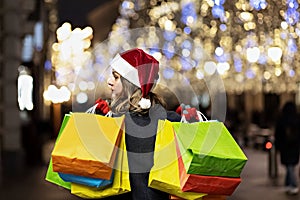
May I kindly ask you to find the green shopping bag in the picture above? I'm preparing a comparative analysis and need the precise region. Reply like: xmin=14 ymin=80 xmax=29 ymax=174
xmin=172 ymin=121 xmax=247 ymax=178
xmin=45 ymin=114 xmax=71 ymax=190
xmin=148 ymin=120 xmax=206 ymax=200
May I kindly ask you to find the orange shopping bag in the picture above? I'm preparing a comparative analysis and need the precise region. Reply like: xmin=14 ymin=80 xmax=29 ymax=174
xmin=70 ymin=130 xmax=131 ymax=198
xmin=51 ymin=113 xmax=124 ymax=179
xmin=175 ymin=131 xmax=241 ymax=195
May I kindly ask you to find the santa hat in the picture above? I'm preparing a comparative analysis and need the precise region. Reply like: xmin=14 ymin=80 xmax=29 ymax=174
xmin=110 ymin=48 xmax=159 ymax=109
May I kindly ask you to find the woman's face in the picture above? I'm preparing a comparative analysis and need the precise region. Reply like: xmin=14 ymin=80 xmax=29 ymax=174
xmin=107 ymin=70 xmax=123 ymax=99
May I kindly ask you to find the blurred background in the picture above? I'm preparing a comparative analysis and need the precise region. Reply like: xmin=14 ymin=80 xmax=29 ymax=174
xmin=1 ymin=0 xmax=300 ymax=199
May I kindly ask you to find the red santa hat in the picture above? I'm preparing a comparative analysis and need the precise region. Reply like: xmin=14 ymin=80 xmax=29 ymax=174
xmin=110 ymin=48 xmax=159 ymax=109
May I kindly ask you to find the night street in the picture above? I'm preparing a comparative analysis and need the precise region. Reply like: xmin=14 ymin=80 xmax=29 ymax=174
xmin=0 ymin=147 xmax=299 ymax=200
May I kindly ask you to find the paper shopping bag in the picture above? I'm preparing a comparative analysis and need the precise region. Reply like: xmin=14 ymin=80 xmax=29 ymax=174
xmin=58 ymin=171 xmax=114 ymax=188
xmin=148 ymin=120 xmax=206 ymax=200
xmin=45 ymin=114 xmax=71 ymax=190
xmin=174 ymin=132 xmax=241 ymax=195
xmin=71 ymin=130 xmax=131 ymax=198
xmin=172 ymin=121 xmax=247 ymax=177
xmin=52 ymin=113 xmax=124 ymax=179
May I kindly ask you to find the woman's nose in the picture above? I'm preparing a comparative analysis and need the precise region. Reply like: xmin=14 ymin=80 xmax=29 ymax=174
xmin=107 ymin=77 xmax=114 ymax=87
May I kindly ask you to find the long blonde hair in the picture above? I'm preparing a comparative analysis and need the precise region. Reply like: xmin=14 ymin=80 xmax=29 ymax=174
xmin=110 ymin=76 xmax=165 ymax=115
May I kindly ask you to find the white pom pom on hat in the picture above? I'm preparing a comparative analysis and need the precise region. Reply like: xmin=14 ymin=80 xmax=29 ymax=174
xmin=110 ymin=48 xmax=159 ymax=109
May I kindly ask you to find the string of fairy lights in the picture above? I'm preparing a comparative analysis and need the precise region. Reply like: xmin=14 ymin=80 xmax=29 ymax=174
xmin=96 ymin=0 xmax=300 ymax=95
xmin=49 ymin=0 xmax=300 ymax=105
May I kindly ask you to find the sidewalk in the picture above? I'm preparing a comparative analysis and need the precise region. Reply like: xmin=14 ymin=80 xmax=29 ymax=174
xmin=228 ymin=147 xmax=299 ymax=200
xmin=0 ymin=147 xmax=299 ymax=200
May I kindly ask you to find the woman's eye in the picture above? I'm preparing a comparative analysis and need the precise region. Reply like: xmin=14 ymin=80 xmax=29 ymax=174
xmin=112 ymin=72 xmax=119 ymax=79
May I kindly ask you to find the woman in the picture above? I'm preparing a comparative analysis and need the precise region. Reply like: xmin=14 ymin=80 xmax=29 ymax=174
xmin=275 ymin=101 xmax=300 ymax=195
xmin=97 ymin=48 xmax=181 ymax=200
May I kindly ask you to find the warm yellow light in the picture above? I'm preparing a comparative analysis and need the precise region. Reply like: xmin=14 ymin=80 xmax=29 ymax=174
xmin=164 ymin=19 xmax=175 ymax=31
xmin=215 ymin=47 xmax=224 ymax=56
xmin=43 ymin=84 xmax=71 ymax=104
xmin=217 ymin=62 xmax=230 ymax=75
xmin=79 ymin=81 xmax=88 ymax=91
xmin=204 ymin=61 xmax=217 ymax=75
xmin=239 ymin=12 xmax=253 ymax=22
xmin=81 ymin=26 xmax=93 ymax=39
xmin=182 ymin=49 xmax=190 ymax=57
xmin=263 ymin=71 xmax=271 ymax=80
xmin=186 ymin=16 xmax=194 ymax=24
xmin=281 ymin=21 xmax=288 ymax=30
xmin=56 ymin=22 xmax=72 ymax=41
xmin=246 ymin=47 xmax=260 ymax=63
xmin=268 ymin=47 xmax=282 ymax=62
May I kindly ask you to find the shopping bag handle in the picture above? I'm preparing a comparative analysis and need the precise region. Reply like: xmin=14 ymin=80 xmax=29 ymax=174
xmin=85 ymin=103 xmax=113 ymax=117
xmin=180 ymin=109 xmax=208 ymax=123
xmin=85 ymin=103 xmax=98 ymax=114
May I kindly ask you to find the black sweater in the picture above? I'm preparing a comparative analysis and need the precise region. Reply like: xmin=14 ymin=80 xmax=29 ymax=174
xmin=101 ymin=105 xmax=181 ymax=200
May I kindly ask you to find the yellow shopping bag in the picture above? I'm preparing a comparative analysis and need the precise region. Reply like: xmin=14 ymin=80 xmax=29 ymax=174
xmin=52 ymin=113 xmax=124 ymax=180
xmin=71 ymin=130 xmax=131 ymax=198
xmin=148 ymin=120 xmax=207 ymax=200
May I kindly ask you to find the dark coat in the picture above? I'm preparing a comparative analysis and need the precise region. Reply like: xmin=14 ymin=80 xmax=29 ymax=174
xmin=275 ymin=103 xmax=300 ymax=165
xmin=102 ymin=104 xmax=181 ymax=200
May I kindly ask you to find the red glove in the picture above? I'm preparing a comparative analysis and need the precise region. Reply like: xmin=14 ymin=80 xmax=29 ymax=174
xmin=176 ymin=105 xmax=183 ymax=115
xmin=176 ymin=104 xmax=199 ymax=122
xmin=183 ymin=107 xmax=199 ymax=121
xmin=95 ymin=98 xmax=110 ymax=115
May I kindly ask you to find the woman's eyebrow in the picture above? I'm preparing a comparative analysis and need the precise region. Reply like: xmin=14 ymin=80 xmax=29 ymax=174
xmin=112 ymin=71 xmax=120 ymax=76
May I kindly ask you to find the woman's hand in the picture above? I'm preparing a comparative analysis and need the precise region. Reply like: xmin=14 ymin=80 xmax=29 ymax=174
xmin=95 ymin=98 xmax=110 ymax=115
xmin=176 ymin=104 xmax=200 ymax=122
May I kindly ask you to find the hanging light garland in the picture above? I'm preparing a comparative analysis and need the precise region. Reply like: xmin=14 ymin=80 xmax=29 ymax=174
xmin=90 ymin=0 xmax=300 ymax=95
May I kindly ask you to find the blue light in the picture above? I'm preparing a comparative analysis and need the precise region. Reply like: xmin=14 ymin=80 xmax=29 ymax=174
xmin=284 ymin=8 xmax=300 ymax=25
xmin=180 ymin=58 xmax=192 ymax=71
xmin=280 ymin=32 xmax=288 ymax=39
xmin=21 ymin=34 xmax=34 ymax=62
xmin=163 ymin=68 xmax=174 ymax=79
xmin=258 ymin=54 xmax=267 ymax=64
xmin=163 ymin=31 xmax=177 ymax=41
xmin=246 ymin=69 xmax=255 ymax=79
xmin=95 ymin=56 xmax=104 ymax=64
xmin=215 ymin=52 xmax=230 ymax=62
xmin=184 ymin=27 xmax=192 ymax=34
xmin=163 ymin=43 xmax=175 ymax=59
xmin=149 ymin=47 xmax=160 ymax=55
xmin=55 ymin=71 xmax=60 ymax=78
xmin=287 ymin=0 xmax=299 ymax=9
xmin=97 ymin=74 xmax=106 ymax=82
xmin=122 ymin=1 xmax=131 ymax=9
xmin=213 ymin=0 xmax=226 ymax=5
xmin=181 ymin=3 xmax=197 ymax=25
xmin=212 ymin=5 xmax=225 ymax=19
xmin=250 ymin=0 xmax=268 ymax=11
xmin=245 ymin=37 xmax=257 ymax=48
xmin=288 ymin=38 xmax=297 ymax=53
xmin=181 ymin=40 xmax=192 ymax=49
xmin=234 ymin=58 xmax=242 ymax=73
xmin=296 ymin=28 xmax=300 ymax=36
xmin=34 ymin=22 xmax=43 ymax=51
xmin=284 ymin=0 xmax=300 ymax=25
xmin=44 ymin=60 xmax=52 ymax=71
xmin=220 ymin=24 xmax=227 ymax=31
xmin=289 ymin=69 xmax=295 ymax=77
